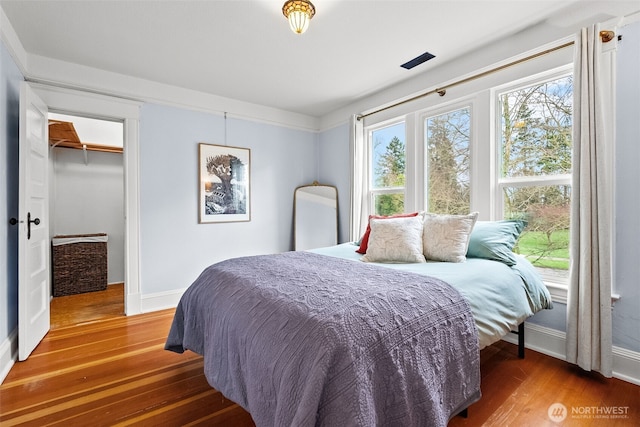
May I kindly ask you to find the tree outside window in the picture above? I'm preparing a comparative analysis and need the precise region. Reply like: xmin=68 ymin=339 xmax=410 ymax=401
xmin=499 ymin=74 xmax=572 ymax=278
xmin=371 ymin=123 xmax=405 ymax=216
xmin=424 ymin=108 xmax=471 ymax=215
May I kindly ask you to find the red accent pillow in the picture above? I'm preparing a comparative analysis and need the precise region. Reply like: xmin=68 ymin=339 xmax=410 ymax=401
xmin=356 ymin=212 xmax=420 ymax=254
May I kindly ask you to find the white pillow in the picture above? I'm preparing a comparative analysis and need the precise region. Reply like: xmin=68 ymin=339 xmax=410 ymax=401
xmin=422 ymin=212 xmax=478 ymax=262
xmin=361 ymin=216 xmax=426 ymax=263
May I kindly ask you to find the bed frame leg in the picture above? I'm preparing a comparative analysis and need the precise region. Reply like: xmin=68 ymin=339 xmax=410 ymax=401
xmin=518 ymin=322 xmax=525 ymax=358
xmin=510 ymin=322 xmax=525 ymax=358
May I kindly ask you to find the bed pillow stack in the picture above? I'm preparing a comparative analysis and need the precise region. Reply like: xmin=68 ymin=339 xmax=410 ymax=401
xmin=357 ymin=213 xmax=526 ymax=265
xmin=359 ymin=211 xmax=479 ymax=263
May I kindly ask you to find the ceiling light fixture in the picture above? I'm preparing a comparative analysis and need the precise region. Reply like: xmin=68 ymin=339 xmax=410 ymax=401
xmin=282 ymin=0 xmax=316 ymax=34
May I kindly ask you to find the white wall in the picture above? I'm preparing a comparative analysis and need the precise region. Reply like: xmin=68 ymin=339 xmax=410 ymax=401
xmin=51 ymin=147 xmax=124 ymax=284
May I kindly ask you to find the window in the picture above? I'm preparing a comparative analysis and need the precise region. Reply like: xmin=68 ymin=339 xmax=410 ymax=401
xmin=358 ymin=49 xmax=575 ymax=300
xmin=370 ymin=122 xmax=406 ymax=215
xmin=497 ymin=73 xmax=572 ymax=284
xmin=424 ymin=107 xmax=471 ymax=214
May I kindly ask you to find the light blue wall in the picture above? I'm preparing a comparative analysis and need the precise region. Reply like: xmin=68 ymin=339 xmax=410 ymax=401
xmin=318 ymin=123 xmax=350 ymax=243
xmin=139 ymin=104 xmax=318 ymax=293
xmin=612 ymin=20 xmax=640 ymax=352
xmin=0 ymin=41 xmax=22 ymax=345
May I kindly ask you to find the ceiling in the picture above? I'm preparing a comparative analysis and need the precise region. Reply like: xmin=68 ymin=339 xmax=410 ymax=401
xmin=1 ymin=1 xmax=639 ymax=118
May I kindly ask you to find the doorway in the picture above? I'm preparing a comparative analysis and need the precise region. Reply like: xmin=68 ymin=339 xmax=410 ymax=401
xmin=48 ymin=112 xmax=125 ymax=328
xmin=32 ymin=82 xmax=142 ymax=325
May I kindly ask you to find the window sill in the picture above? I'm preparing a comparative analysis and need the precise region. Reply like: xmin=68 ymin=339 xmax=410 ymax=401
xmin=544 ymin=281 xmax=621 ymax=305
xmin=545 ymin=281 xmax=568 ymax=304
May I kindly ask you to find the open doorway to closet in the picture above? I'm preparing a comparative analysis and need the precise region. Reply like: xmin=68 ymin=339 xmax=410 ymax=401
xmin=48 ymin=112 xmax=125 ymax=328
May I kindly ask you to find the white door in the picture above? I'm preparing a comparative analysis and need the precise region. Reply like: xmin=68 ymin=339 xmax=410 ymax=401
xmin=18 ymin=83 xmax=50 ymax=361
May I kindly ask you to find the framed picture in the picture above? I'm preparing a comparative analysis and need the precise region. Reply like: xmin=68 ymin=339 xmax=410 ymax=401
xmin=199 ymin=143 xmax=251 ymax=223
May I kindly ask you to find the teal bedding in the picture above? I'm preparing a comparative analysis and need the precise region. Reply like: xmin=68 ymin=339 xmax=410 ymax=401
xmin=311 ymin=243 xmax=553 ymax=349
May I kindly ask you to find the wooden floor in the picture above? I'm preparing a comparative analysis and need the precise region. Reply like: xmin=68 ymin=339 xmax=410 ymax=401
xmin=50 ymin=283 xmax=125 ymax=329
xmin=2 ymin=304 xmax=639 ymax=426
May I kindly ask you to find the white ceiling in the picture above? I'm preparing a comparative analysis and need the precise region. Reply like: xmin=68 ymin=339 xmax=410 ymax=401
xmin=1 ymin=0 xmax=639 ymax=118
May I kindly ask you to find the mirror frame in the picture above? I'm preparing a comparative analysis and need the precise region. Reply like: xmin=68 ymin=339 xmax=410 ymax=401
xmin=294 ymin=181 xmax=338 ymax=250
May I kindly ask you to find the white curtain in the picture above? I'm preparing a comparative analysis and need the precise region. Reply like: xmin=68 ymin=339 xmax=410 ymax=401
xmin=349 ymin=115 xmax=368 ymax=241
xmin=566 ymin=23 xmax=613 ymax=377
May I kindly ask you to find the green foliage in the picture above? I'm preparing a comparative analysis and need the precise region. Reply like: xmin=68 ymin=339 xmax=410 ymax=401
xmin=375 ymin=194 xmax=404 ymax=216
xmin=501 ymin=76 xmax=572 ymax=179
xmin=500 ymin=75 xmax=573 ymax=273
xmin=375 ymin=136 xmax=406 ymax=188
xmin=515 ymin=229 xmax=569 ymax=270
xmin=373 ymin=133 xmax=406 ymax=215
xmin=426 ymin=109 xmax=470 ymax=214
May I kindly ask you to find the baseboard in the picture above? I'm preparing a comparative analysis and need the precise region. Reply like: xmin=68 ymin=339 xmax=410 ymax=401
xmin=502 ymin=322 xmax=640 ymax=386
xmin=612 ymin=346 xmax=640 ymax=386
xmin=139 ymin=288 xmax=186 ymax=313
xmin=0 ymin=329 xmax=17 ymax=385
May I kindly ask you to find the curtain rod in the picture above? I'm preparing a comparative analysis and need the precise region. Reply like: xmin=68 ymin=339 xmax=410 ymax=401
xmin=357 ymin=30 xmax=615 ymax=121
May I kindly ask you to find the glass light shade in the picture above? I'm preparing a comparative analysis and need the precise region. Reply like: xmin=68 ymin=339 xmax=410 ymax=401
xmin=288 ymin=11 xmax=310 ymax=34
xmin=282 ymin=0 xmax=315 ymax=34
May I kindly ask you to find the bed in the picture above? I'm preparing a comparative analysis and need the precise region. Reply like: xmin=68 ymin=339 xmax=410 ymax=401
xmin=165 ymin=217 xmax=553 ymax=426
xmin=312 ymin=242 xmax=552 ymax=352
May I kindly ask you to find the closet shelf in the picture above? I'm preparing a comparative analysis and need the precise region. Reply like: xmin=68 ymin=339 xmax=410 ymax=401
xmin=49 ymin=120 xmax=123 ymax=154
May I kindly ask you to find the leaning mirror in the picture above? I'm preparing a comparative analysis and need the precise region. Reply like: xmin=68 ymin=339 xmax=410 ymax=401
xmin=294 ymin=182 xmax=338 ymax=251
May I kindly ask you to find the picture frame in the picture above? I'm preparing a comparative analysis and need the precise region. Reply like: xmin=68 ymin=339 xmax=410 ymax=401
xmin=199 ymin=143 xmax=251 ymax=223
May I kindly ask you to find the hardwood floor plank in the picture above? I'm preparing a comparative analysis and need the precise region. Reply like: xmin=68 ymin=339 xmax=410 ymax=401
xmin=3 ymin=340 xmax=168 ymax=389
xmin=50 ymin=283 xmax=125 ymax=329
xmin=2 ymin=299 xmax=638 ymax=426
xmin=449 ymin=343 xmax=640 ymax=426
xmin=1 ymin=359 xmax=204 ymax=416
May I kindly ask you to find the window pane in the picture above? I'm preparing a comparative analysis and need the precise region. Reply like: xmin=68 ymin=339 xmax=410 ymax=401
xmin=372 ymin=123 xmax=405 ymax=189
xmin=425 ymin=108 xmax=470 ymax=214
xmin=374 ymin=193 xmax=405 ymax=216
xmin=503 ymin=185 xmax=571 ymax=276
xmin=499 ymin=75 xmax=572 ymax=178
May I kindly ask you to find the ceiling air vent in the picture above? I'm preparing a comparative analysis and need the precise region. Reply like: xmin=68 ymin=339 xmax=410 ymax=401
xmin=400 ymin=51 xmax=435 ymax=70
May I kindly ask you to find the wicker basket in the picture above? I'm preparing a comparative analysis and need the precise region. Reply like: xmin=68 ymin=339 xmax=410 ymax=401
xmin=52 ymin=233 xmax=108 ymax=297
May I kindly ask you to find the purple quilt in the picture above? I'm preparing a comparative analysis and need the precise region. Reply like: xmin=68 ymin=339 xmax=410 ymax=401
xmin=166 ymin=251 xmax=480 ymax=426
